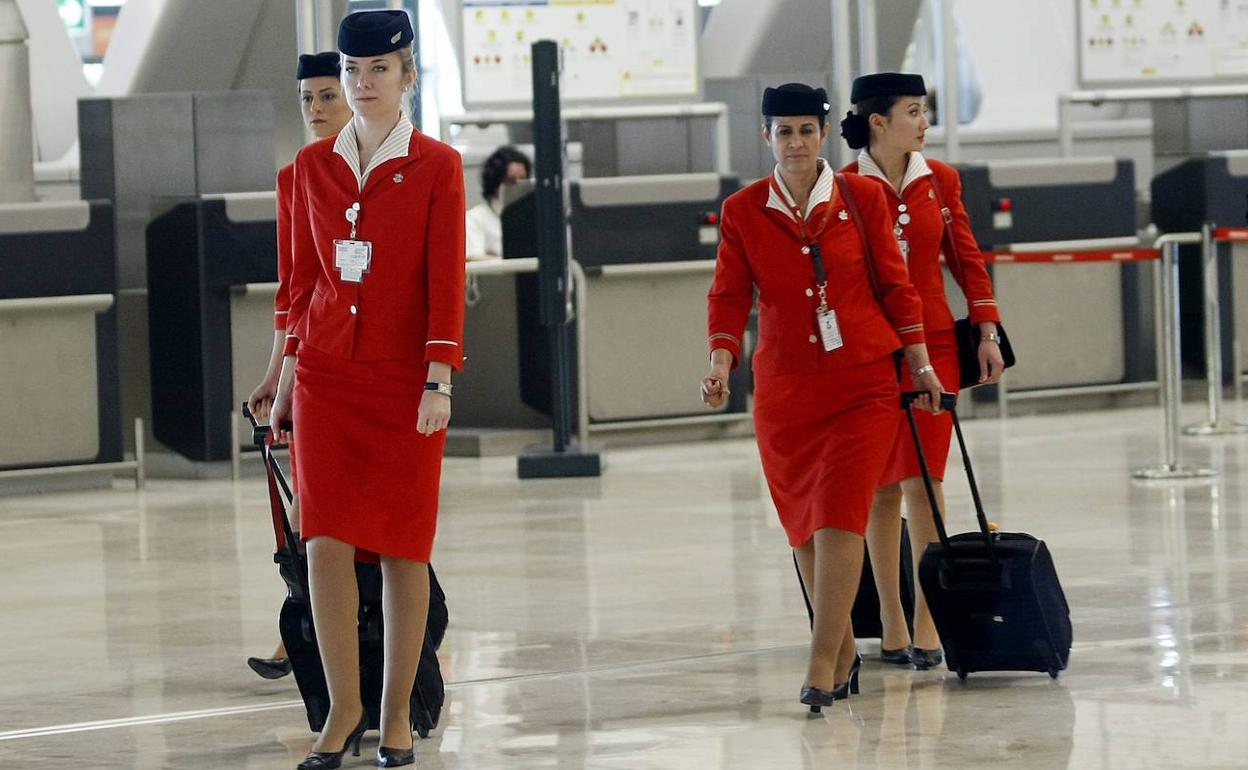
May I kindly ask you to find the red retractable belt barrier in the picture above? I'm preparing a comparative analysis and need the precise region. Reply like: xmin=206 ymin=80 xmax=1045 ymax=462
xmin=1213 ymin=227 xmax=1248 ymax=242
xmin=977 ymin=248 xmax=1160 ymax=264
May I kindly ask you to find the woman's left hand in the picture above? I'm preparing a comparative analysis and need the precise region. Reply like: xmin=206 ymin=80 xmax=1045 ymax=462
xmin=417 ymin=390 xmax=451 ymax=436
xmin=978 ymin=339 xmax=1006 ymax=384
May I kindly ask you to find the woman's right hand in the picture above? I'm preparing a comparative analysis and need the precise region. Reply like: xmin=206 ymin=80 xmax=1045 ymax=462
xmin=270 ymin=393 xmax=292 ymax=445
xmin=247 ymin=376 xmax=279 ymax=423
xmin=700 ymin=363 xmax=731 ymax=409
xmin=269 ymin=356 xmax=297 ymax=444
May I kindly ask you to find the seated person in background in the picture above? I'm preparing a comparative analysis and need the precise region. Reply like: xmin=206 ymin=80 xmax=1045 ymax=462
xmin=466 ymin=146 xmax=531 ymax=260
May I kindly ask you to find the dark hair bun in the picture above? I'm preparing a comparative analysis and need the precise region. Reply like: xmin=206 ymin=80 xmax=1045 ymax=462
xmin=840 ymin=112 xmax=869 ymax=150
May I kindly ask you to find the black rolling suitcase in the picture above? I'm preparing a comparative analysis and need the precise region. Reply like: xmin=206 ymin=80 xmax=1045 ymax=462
xmin=244 ymin=406 xmax=447 ymax=737
xmin=903 ymin=391 xmax=1072 ymax=680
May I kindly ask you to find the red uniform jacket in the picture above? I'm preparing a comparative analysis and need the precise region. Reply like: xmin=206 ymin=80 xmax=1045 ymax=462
xmin=843 ymin=156 xmax=1000 ymax=331
xmin=707 ymin=169 xmax=925 ymax=376
xmin=274 ymin=162 xmax=294 ymax=331
xmin=285 ymin=130 xmax=466 ymax=368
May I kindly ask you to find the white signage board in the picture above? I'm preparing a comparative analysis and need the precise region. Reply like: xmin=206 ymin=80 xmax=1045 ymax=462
xmin=461 ymin=0 xmax=700 ymax=106
xmin=1078 ymin=0 xmax=1248 ymax=86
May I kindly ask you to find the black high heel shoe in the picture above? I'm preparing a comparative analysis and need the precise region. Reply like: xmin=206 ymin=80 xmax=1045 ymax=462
xmin=297 ymin=715 xmax=368 ymax=770
xmin=880 ymin=645 xmax=913 ymax=666
xmin=799 ymin=685 xmax=837 ymax=714
xmin=911 ymin=647 xmax=944 ymax=671
xmin=831 ymin=653 xmax=863 ymax=700
xmin=377 ymin=743 xmax=416 ymax=767
xmin=247 ymin=656 xmax=292 ymax=679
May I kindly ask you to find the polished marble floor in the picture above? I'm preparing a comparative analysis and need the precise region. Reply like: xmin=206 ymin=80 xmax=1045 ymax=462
xmin=2 ymin=405 xmax=1248 ymax=768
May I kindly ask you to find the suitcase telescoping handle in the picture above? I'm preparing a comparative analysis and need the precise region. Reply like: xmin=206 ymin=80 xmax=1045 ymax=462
xmin=240 ymin=403 xmax=303 ymax=573
xmin=899 ymin=392 xmax=1000 ymax=570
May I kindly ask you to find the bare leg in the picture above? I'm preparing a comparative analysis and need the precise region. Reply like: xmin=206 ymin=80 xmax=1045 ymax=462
xmin=272 ymin=641 xmax=287 ymax=659
xmin=306 ymin=536 xmax=363 ymax=752
xmin=289 ymin=490 xmax=301 ymax=532
xmin=866 ymin=483 xmax=911 ymax=650
xmin=378 ymin=556 xmax=431 ymax=750
xmin=834 ymin=622 xmax=858 ymax=678
xmin=900 ymin=476 xmax=946 ymax=650
xmin=795 ymin=528 xmax=865 ymax=690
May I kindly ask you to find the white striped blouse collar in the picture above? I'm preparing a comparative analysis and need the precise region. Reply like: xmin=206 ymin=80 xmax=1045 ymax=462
xmin=333 ymin=112 xmax=415 ymax=190
xmin=857 ymin=150 xmax=933 ymax=195
xmin=766 ymin=159 xmax=835 ymax=222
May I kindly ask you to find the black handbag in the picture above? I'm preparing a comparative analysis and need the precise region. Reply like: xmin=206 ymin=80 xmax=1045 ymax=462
xmin=954 ymin=318 xmax=1015 ymax=390
xmin=927 ymin=174 xmax=1016 ymax=389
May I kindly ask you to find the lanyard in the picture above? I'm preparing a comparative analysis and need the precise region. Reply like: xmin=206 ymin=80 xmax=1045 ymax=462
xmin=797 ymin=201 xmax=835 ymax=313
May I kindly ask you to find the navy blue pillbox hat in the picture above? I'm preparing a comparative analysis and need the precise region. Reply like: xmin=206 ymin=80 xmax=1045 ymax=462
xmin=338 ymin=10 xmax=414 ymax=57
xmin=850 ymin=73 xmax=927 ymax=104
xmin=296 ymin=51 xmax=340 ymax=80
xmin=761 ymin=83 xmax=831 ymax=118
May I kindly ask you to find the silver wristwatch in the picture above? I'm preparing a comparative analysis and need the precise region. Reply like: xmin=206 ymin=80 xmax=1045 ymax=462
xmin=425 ymin=382 xmax=453 ymax=397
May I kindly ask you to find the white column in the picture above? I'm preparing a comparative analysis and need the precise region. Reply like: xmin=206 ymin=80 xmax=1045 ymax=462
xmin=857 ymin=0 xmax=878 ymax=74
xmin=296 ymin=0 xmax=317 ymax=54
xmin=0 ymin=0 xmax=34 ymax=203
xmin=937 ymin=0 xmax=960 ymax=162
xmin=831 ymin=0 xmax=855 ymax=167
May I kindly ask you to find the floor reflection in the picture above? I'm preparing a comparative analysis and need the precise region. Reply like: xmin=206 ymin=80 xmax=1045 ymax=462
xmin=0 ymin=406 xmax=1247 ymax=767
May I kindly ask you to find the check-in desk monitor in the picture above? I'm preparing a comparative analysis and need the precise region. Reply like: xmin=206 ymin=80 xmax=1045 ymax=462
xmin=955 ymin=158 xmax=1146 ymax=393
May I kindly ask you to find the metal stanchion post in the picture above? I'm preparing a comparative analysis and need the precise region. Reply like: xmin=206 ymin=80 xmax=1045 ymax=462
xmin=1235 ymin=340 xmax=1245 ymax=416
xmin=1134 ymin=236 xmax=1216 ymax=480
xmin=134 ymin=417 xmax=146 ymax=490
xmin=1184 ymin=225 xmax=1248 ymax=435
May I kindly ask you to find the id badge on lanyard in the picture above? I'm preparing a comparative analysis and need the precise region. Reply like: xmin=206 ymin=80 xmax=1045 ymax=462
xmin=334 ymin=239 xmax=372 ymax=283
xmin=803 ymin=204 xmax=844 ymax=353
xmin=335 ymin=202 xmax=372 ymax=283
xmin=809 ymin=244 xmax=844 ymax=352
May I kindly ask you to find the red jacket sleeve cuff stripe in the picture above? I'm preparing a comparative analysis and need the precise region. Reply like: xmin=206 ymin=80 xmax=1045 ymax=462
xmin=425 ymin=340 xmax=463 ymax=370
xmin=708 ymin=333 xmax=742 ymax=369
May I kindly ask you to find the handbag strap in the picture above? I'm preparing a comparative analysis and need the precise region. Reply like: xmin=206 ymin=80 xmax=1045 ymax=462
xmin=833 ymin=172 xmax=883 ymax=303
xmin=925 ymin=171 xmax=969 ymax=287
xmin=901 ymin=392 xmax=999 ymax=568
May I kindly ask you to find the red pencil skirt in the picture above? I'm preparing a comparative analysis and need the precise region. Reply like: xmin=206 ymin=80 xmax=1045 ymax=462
xmin=753 ymin=355 xmax=902 ymax=545
xmin=879 ymin=329 xmax=960 ymax=487
xmin=292 ymin=344 xmax=444 ymax=563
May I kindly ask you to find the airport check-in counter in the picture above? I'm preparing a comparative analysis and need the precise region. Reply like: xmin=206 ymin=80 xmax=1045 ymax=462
xmin=1151 ymin=151 xmax=1248 ymax=381
xmin=145 ymin=193 xmax=279 ymax=462
xmin=569 ymin=173 xmax=745 ymax=425
xmin=955 ymin=158 xmax=1149 ymax=398
xmin=476 ymin=170 xmax=738 ymax=431
xmin=0 ymin=201 xmax=123 ymax=471
xmin=456 ymin=173 xmax=745 ymax=436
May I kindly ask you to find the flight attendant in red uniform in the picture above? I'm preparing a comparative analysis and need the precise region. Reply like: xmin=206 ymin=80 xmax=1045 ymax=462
xmin=839 ymin=73 xmax=1005 ymax=671
xmin=269 ymin=11 xmax=465 ymax=769
xmin=701 ymin=83 xmax=944 ymax=712
xmin=245 ymin=50 xmax=353 ymax=683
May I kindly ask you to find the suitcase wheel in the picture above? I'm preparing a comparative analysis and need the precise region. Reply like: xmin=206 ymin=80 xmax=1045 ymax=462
xmin=1048 ymin=667 xmax=1060 ymax=680
xmin=415 ymin=724 xmax=430 ymax=740
xmin=956 ymin=668 xmax=968 ymax=681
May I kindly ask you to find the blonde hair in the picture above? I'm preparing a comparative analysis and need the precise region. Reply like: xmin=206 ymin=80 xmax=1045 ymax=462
xmin=397 ymin=45 xmax=415 ymax=75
